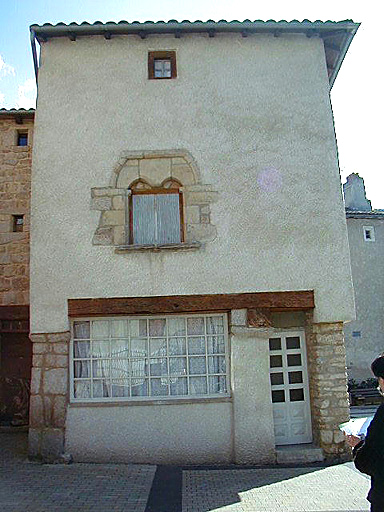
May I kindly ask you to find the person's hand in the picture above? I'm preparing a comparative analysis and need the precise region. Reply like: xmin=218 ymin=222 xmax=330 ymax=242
xmin=345 ymin=434 xmax=362 ymax=447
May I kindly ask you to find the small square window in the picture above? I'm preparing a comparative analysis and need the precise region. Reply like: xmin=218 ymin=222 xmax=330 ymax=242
xmin=12 ymin=215 xmax=24 ymax=232
xmin=17 ymin=131 xmax=28 ymax=146
xmin=363 ymin=226 xmax=375 ymax=242
xmin=148 ymin=51 xmax=177 ymax=79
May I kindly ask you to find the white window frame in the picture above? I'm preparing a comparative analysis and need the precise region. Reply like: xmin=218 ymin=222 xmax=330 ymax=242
xmin=70 ymin=313 xmax=230 ymax=403
xmin=363 ymin=226 xmax=375 ymax=242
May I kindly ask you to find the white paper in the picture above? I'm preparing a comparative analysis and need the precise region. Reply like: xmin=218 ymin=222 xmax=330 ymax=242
xmin=339 ymin=416 xmax=373 ymax=437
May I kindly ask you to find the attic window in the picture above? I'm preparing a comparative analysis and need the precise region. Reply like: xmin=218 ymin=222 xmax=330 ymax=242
xmin=17 ymin=131 xmax=28 ymax=146
xmin=12 ymin=215 xmax=24 ymax=232
xmin=363 ymin=226 xmax=375 ymax=242
xmin=148 ymin=51 xmax=177 ymax=79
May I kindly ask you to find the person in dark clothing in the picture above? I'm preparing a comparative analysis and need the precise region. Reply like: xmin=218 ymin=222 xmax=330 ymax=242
xmin=346 ymin=354 xmax=384 ymax=512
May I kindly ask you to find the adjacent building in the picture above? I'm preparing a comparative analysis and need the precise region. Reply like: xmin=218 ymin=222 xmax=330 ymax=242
xmin=343 ymin=173 xmax=384 ymax=382
xmin=27 ymin=19 xmax=359 ymax=464
xmin=0 ymin=108 xmax=34 ymax=426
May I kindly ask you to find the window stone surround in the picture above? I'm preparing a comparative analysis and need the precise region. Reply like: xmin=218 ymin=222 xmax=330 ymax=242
xmin=91 ymin=150 xmax=218 ymax=250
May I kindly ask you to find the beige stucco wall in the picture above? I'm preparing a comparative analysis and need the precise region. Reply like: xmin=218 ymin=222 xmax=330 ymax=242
xmin=30 ymin=32 xmax=354 ymax=333
xmin=344 ymin=217 xmax=384 ymax=381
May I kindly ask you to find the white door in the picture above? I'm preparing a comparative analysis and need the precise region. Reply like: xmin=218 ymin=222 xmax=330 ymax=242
xmin=269 ymin=331 xmax=312 ymax=445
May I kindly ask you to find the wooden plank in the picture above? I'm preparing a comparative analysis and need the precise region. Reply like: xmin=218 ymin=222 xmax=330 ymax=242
xmin=0 ymin=305 xmax=29 ymax=320
xmin=68 ymin=291 xmax=314 ymax=317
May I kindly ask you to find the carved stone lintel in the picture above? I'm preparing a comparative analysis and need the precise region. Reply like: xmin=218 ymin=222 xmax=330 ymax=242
xmin=247 ymin=308 xmax=272 ymax=328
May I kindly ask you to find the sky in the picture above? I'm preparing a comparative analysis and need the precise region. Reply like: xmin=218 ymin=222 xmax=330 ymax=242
xmin=0 ymin=0 xmax=382 ymax=208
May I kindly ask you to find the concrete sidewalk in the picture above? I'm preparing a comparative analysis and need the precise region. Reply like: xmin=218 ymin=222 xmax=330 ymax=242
xmin=0 ymin=431 xmax=371 ymax=512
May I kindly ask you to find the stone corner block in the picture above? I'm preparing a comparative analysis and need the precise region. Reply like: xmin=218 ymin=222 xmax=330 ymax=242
xmin=43 ymin=368 xmax=68 ymax=395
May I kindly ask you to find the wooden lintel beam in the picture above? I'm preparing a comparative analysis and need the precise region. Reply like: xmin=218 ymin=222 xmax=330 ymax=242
xmin=0 ymin=305 xmax=29 ymax=320
xmin=68 ymin=290 xmax=314 ymax=317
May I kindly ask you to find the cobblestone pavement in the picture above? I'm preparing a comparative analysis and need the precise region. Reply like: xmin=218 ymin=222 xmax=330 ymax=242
xmin=0 ymin=432 xmax=156 ymax=512
xmin=0 ymin=431 xmax=373 ymax=512
xmin=183 ymin=464 xmax=371 ymax=512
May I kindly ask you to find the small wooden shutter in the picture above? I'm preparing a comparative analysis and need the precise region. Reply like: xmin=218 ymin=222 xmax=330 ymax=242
xmin=156 ymin=194 xmax=181 ymax=244
xmin=132 ymin=195 xmax=156 ymax=244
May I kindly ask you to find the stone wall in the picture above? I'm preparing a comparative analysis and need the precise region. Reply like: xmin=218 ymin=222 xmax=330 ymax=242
xmin=29 ymin=332 xmax=70 ymax=462
xmin=0 ymin=116 xmax=33 ymax=305
xmin=306 ymin=316 xmax=350 ymax=459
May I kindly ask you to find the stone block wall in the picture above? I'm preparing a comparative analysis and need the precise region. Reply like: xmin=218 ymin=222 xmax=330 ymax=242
xmin=29 ymin=332 xmax=70 ymax=462
xmin=0 ymin=115 xmax=33 ymax=305
xmin=306 ymin=316 xmax=350 ymax=459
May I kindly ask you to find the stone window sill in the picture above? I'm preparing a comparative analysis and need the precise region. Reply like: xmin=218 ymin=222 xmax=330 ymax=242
xmin=69 ymin=396 xmax=231 ymax=407
xmin=115 ymin=242 xmax=201 ymax=253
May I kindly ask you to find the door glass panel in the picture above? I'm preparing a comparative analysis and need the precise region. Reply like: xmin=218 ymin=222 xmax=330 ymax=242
xmin=286 ymin=336 xmax=300 ymax=349
xmin=270 ymin=372 xmax=284 ymax=385
xmin=73 ymin=321 xmax=90 ymax=339
xmin=189 ymin=376 xmax=207 ymax=394
xmin=290 ymin=388 xmax=304 ymax=401
xmin=270 ymin=355 xmax=283 ymax=368
xmin=287 ymin=354 xmax=301 ymax=367
xmin=272 ymin=390 xmax=285 ymax=403
xmin=269 ymin=338 xmax=281 ymax=351
xmin=289 ymin=371 xmax=303 ymax=384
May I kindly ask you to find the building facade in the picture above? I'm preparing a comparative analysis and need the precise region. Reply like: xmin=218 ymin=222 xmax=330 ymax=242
xmin=0 ymin=109 xmax=34 ymax=426
xmin=28 ymin=20 xmax=358 ymax=463
xmin=343 ymin=173 xmax=384 ymax=382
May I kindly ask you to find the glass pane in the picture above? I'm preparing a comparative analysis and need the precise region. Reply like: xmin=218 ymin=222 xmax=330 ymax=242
xmin=272 ymin=390 xmax=285 ymax=403
xmin=187 ymin=317 xmax=205 ymax=335
xmin=286 ymin=336 xmax=300 ymax=349
xmin=111 ymin=380 xmax=130 ymax=397
xmin=270 ymin=372 xmax=284 ymax=385
xmin=150 ymin=338 xmax=167 ymax=357
xmin=131 ymin=379 xmax=148 ymax=397
xmin=169 ymin=337 xmax=186 ymax=355
xmin=209 ymin=376 xmax=227 ymax=394
xmin=270 ymin=355 xmax=283 ymax=368
xmin=156 ymin=194 xmax=181 ymax=244
xmin=189 ymin=357 xmax=206 ymax=375
xmin=131 ymin=338 xmax=147 ymax=357
xmin=110 ymin=359 xmax=130 ymax=379
xmin=111 ymin=320 xmax=128 ymax=338
xmin=73 ymin=321 xmax=90 ymax=339
xmin=129 ymin=319 xmax=147 ymax=338
xmin=188 ymin=337 xmax=205 ymax=355
xmin=207 ymin=336 xmax=225 ymax=354
xmin=74 ymin=360 xmax=90 ymax=378
xmin=189 ymin=376 xmax=207 ymax=395
xmin=289 ymin=371 xmax=303 ymax=384
xmin=168 ymin=318 xmax=186 ymax=336
xmin=93 ymin=380 xmax=110 ymax=398
xmin=290 ymin=388 xmax=304 ymax=402
xmin=149 ymin=318 xmax=166 ymax=337
xmin=269 ymin=338 xmax=281 ymax=351
xmin=92 ymin=321 xmax=109 ymax=339
xmin=74 ymin=380 xmax=91 ymax=398
xmin=132 ymin=194 xmax=156 ymax=244
xmin=131 ymin=359 xmax=147 ymax=377
xmin=111 ymin=339 xmax=129 ymax=358
xmin=92 ymin=360 xmax=110 ymax=378
xmin=150 ymin=378 xmax=169 ymax=397
xmin=92 ymin=340 xmax=110 ymax=358
xmin=206 ymin=316 xmax=224 ymax=334
xmin=169 ymin=357 xmax=187 ymax=376
xmin=208 ymin=356 xmax=226 ymax=374
xmin=170 ymin=377 xmax=187 ymax=396
xmin=149 ymin=358 xmax=167 ymax=377
xmin=73 ymin=340 xmax=90 ymax=358
xmin=287 ymin=354 xmax=302 ymax=367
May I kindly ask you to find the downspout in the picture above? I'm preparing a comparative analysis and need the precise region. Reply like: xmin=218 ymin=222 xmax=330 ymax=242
xmin=30 ymin=29 xmax=39 ymax=85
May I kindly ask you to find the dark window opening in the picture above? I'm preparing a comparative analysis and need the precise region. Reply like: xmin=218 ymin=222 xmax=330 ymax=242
xmin=12 ymin=215 xmax=24 ymax=232
xmin=17 ymin=132 xmax=28 ymax=146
